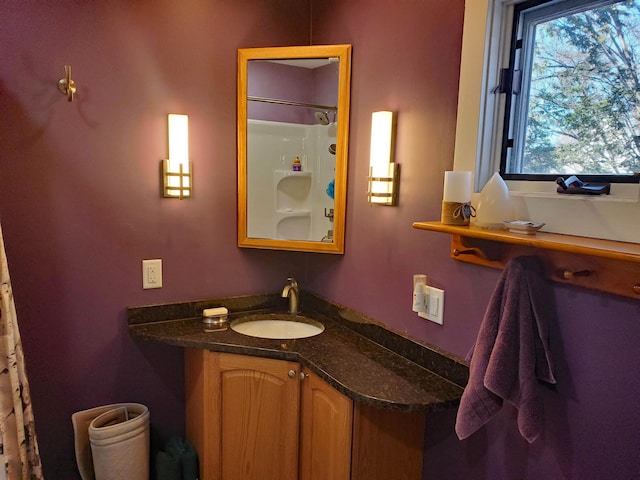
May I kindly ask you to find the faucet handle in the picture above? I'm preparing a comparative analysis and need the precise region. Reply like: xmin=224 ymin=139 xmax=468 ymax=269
xmin=287 ymin=277 xmax=298 ymax=289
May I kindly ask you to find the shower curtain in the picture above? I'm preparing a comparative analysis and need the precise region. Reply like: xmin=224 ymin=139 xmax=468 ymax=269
xmin=0 ymin=223 xmax=43 ymax=479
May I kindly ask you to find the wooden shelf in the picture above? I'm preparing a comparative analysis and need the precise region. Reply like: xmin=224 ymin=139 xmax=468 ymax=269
xmin=412 ymin=221 xmax=640 ymax=299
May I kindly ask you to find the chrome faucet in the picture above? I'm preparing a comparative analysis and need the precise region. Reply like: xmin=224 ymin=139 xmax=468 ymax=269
xmin=281 ymin=277 xmax=299 ymax=314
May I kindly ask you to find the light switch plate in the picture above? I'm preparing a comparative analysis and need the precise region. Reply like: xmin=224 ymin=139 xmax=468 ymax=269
xmin=426 ymin=286 xmax=444 ymax=324
xmin=419 ymin=286 xmax=444 ymax=325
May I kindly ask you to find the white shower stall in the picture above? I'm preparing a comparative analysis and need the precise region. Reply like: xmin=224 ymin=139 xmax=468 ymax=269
xmin=247 ymin=119 xmax=337 ymax=241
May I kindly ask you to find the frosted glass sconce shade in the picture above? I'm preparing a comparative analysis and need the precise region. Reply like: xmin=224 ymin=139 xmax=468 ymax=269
xmin=162 ymin=114 xmax=192 ymax=199
xmin=367 ymin=111 xmax=398 ymax=205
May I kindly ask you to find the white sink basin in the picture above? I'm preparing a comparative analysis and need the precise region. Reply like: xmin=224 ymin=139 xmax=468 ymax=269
xmin=230 ymin=314 xmax=324 ymax=339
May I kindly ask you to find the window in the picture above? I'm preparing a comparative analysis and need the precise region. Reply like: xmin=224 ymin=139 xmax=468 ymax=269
xmin=501 ymin=0 xmax=640 ymax=183
xmin=453 ymin=0 xmax=640 ymax=244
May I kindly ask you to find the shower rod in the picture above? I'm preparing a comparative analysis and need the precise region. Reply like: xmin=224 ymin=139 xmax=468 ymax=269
xmin=248 ymin=96 xmax=337 ymax=112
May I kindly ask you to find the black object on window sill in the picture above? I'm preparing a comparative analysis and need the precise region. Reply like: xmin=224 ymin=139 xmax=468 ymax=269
xmin=556 ymin=176 xmax=611 ymax=195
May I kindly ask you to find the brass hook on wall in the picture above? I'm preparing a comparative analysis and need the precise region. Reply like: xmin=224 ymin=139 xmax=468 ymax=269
xmin=560 ymin=269 xmax=591 ymax=280
xmin=453 ymin=248 xmax=475 ymax=257
xmin=58 ymin=65 xmax=76 ymax=102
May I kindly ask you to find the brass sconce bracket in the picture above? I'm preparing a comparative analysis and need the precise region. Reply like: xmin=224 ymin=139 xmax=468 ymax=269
xmin=161 ymin=160 xmax=192 ymax=199
xmin=367 ymin=163 xmax=400 ymax=206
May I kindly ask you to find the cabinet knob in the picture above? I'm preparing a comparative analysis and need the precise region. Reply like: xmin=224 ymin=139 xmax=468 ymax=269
xmin=288 ymin=369 xmax=296 ymax=378
xmin=299 ymin=372 xmax=306 ymax=380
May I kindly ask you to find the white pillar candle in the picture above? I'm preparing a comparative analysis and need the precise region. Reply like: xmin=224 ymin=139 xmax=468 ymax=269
xmin=443 ymin=171 xmax=472 ymax=203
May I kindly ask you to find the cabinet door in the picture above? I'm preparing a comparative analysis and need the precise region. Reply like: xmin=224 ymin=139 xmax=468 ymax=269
xmin=300 ymin=368 xmax=353 ymax=480
xmin=186 ymin=350 xmax=300 ymax=480
xmin=218 ymin=353 xmax=301 ymax=480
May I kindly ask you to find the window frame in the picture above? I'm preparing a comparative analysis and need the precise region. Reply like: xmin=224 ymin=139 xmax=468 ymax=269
xmin=452 ymin=0 xmax=640 ymax=244
xmin=499 ymin=0 xmax=640 ymax=184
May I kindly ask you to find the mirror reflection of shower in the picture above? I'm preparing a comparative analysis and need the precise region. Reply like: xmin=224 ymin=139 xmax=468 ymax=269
xmin=315 ymin=110 xmax=338 ymax=153
xmin=314 ymin=111 xmax=330 ymax=125
xmin=246 ymin=116 xmax=337 ymax=242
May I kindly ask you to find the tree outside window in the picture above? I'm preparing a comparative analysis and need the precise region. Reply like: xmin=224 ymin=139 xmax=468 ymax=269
xmin=508 ymin=0 xmax=640 ymax=178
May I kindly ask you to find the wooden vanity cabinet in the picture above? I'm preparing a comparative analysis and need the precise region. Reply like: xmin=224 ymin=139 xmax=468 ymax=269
xmin=185 ymin=349 xmax=426 ymax=480
xmin=299 ymin=367 xmax=353 ymax=480
xmin=350 ymin=404 xmax=426 ymax=480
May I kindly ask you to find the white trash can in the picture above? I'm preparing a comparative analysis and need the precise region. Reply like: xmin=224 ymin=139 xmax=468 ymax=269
xmin=87 ymin=404 xmax=150 ymax=480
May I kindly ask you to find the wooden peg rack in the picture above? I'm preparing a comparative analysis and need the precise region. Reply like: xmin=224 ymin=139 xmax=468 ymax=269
xmin=412 ymin=221 xmax=640 ymax=300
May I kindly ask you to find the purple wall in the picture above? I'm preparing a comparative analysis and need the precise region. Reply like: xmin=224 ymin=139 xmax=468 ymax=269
xmin=1 ymin=1 xmax=639 ymax=479
xmin=0 ymin=1 xmax=310 ymax=477
xmin=248 ymin=62 xmax=315 ymax=123
xmin=309 ymin=1 xmax=640 ymax=479
xmin=248 ymin=61 xmax=338 ymax=124
xmin=314 ymin=63 xmax=339 ymax=108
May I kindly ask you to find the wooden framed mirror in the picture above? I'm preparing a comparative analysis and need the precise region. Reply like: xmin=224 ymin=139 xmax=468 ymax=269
xmin=238 ymin=45 xmax=352 ymax=254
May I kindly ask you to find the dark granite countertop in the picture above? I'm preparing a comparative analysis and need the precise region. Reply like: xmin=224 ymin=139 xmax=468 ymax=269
xmin=128 ymin=292 xmax=468 ymax=412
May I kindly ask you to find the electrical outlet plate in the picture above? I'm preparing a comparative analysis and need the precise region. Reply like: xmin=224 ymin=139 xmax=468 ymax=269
xmin=418 ymin=286 xmax=444 ymax=325
xmin=142 ymin=259 xmax=162 ymax=289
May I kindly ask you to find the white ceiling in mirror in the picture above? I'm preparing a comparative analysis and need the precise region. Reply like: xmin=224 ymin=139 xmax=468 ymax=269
xmin=265 ymin=58 xmax=338 ymax=69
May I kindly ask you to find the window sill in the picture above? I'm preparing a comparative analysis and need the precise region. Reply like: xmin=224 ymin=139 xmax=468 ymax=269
xmin=412 ymin=221 xmax=640 ymax=299
xmin=509 ymin=190 xmax=638 ymax=203
xmin=493 ymin=185 xmax=640 ymax=244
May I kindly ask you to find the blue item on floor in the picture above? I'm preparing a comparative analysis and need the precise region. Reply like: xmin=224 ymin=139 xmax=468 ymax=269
xmin=155 ymin=436 xmax=198 ymax=480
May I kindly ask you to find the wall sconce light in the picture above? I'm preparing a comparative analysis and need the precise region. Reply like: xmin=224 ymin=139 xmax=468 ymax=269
xmin=367 ymin=111 xmax=398 ymax=205
xmin=162 ymin=113 xmax=192 ymax=199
